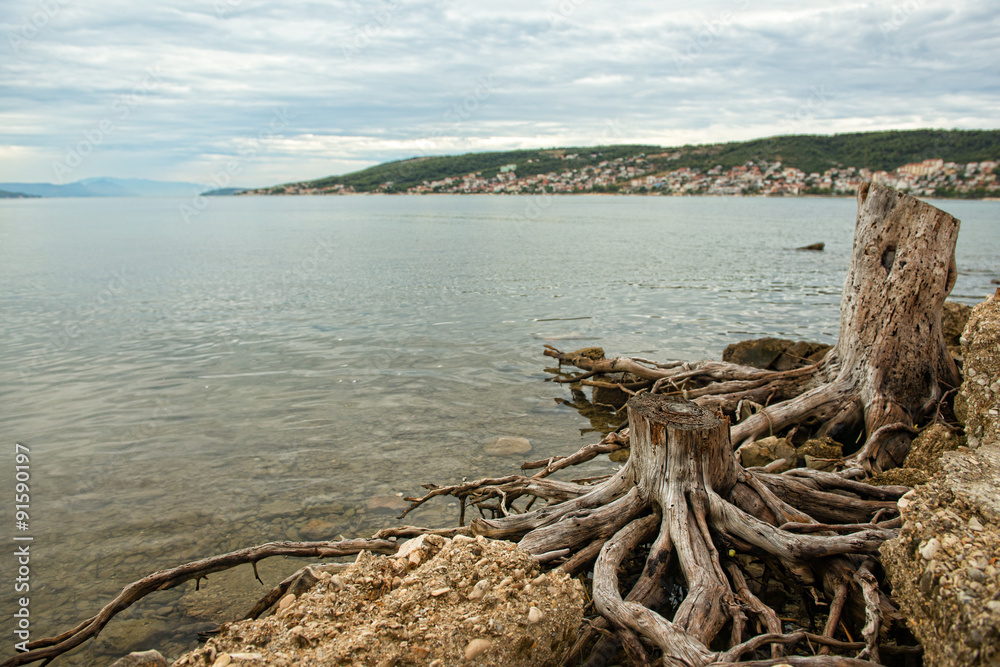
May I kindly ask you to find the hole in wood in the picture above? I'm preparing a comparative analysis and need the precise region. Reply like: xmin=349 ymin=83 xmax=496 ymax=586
xmin=881 ymin=245 xmax=896 ymax=273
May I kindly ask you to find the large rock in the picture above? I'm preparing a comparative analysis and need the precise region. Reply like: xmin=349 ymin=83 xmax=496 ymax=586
xmin=722 ymin=337 xmax=831 ymax=371
xmin=954 ymin=290 xmax=1000 ymax=450
xmin=882 ymin=292 xmax=1000 ymax=667
xmin=174 ymin=535 xmax=585 ymax=667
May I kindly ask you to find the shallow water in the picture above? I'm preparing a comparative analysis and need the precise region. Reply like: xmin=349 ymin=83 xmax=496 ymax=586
xmin=1 ymin=194 xmax=996 ymax=662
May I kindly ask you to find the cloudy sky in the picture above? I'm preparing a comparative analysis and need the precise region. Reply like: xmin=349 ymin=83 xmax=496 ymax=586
xmin=2 ymin=0 xmax=998 ymax=188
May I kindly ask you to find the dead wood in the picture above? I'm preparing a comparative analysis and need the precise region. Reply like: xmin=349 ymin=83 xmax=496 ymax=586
xmin=547 ymin=184 xmax=961 ymax=472
xmin=456 ymin=394 xmax=905 ymax=665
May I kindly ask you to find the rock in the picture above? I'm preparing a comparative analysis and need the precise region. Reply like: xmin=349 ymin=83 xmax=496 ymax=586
xmin=109 ymin=650 xmax=168 ymax=667
xmin=366 ymin=495 xmax=410 ymax=513
xmin=592 ymin=383 xmax=629 ymax=408
xmin=919 ymin=538 xmax=941 ymax=560
xmin=722 ymin=337 xmax=831 ymax=371
xmin=955 ymin=290 xmax=1000 ymax=450
xmin=796 ymin=436 xmax=842 ymax=469
xmin=299 ymin=518 xmax=337 ymax=540
xmin=174 ymin=536 xmax=585 ymax=667
xmin=881 ymin=292 xmax=1000 ymax=667
xmin=483 ymin=436 xmax=532 ymax=457
xmin=464 ymin=638 xmax=492 ymax=660
xmin=723 ymin=337 xmax=791 ymax=370
xmin=278 ymin=593 xmax=296 ymax=611
xmin=796 ymin=242 xmax=825 ymax=251
xmin=772 ymin=340 xmax=831 ymax=371
xmin=739 ymin=436 xmax=796 ymax=471
xmin=942 ymin=300 xmax=973 ymax=348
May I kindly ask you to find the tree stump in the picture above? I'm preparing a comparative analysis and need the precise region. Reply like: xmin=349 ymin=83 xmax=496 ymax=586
xmin=546 ymin=183 xmax=963 ymax=472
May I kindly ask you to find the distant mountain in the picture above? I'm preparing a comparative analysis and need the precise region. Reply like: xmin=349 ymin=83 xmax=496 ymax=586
xmin=0 ymin=189 xmax=39 ymax=198
xmin=0 ymin=177 xmax=208 ymax=198
xmin=253 ymin=128 xmax=1000 ymax=194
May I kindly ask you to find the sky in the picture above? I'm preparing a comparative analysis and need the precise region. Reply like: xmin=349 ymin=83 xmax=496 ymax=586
xmin=2 ymin=0 xmax=998 ymax=188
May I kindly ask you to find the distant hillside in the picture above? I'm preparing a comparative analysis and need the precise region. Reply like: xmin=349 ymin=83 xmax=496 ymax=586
xmin=0 ymin=189 xmax=39 ymax=198
xmin=0 ymin=177 xmax=204 ymax=197
xmin=265 ymin=129 xmax=999 ymax=194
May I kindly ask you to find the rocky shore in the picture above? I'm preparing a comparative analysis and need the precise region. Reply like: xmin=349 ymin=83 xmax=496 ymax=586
xmin=881 ymin=291 xmax=1000 ymax=667
xmin=169 ymin=534 xmax=585 ymax=667
xmin=107 ymin=295 xmax=1000 ymax=667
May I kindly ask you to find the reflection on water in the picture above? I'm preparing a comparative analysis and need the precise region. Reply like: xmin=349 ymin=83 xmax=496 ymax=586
xmin=0 ymin=195 xmax=996 ymax=663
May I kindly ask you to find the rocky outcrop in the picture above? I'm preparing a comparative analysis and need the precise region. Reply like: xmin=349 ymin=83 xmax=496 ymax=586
xmin=173 ymin=535 xmax=585 ymax=667
xmin=882 ymin=291 xmax=1000 ymax=667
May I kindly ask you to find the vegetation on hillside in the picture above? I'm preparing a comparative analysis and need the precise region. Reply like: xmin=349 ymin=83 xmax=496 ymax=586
xmin=283 ymin=129 xmax=1000 ymax=194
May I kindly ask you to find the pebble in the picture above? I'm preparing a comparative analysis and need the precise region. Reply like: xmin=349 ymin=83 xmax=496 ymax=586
xmin=968 ymin=517 xmax=984 ymax=531
xmin=968 ymin=568 xmax=987 ymax=584
xmin=278 ymin=594 xmax=296 ymax=611
xmin=464 ymin=639 xmax=492 ymax=660
xmin=211 ymin=655 xmax=231 ymax=667
xmin=527 ymin=606 xmax=544 ymax=623
xmin=467 ymin=579 xmax=489 ymax=600
xmin=430 ymin=587 xmax=450 ymax=597
xmin=920 ymin=538 xmax=942 ymax=560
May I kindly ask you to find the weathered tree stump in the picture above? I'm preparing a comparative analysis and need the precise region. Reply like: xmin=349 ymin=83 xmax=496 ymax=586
xmin=470 ymin=393 xmax=904 ymax=665
xmin=547 ymin=183 xmax=962 ymax=473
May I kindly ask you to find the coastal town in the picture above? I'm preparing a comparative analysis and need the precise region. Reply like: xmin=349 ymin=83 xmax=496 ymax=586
xmin=257 ymin=154 xmax=999 ymax=198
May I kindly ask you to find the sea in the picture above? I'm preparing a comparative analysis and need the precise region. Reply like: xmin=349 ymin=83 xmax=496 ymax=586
xmin=1 ymin=194 xmax=997 ymax=663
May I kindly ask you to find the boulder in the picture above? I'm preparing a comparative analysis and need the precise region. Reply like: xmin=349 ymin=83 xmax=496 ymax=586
xmin=174 ymin=535 xmax=586 ymax=667
xmin=954 ymin=290 xmax=1000 ymax=450
xmin=881 ymin=292 xmax=1000 ymax=667
xmin=722 ymin=337 xmax=831 ymax=371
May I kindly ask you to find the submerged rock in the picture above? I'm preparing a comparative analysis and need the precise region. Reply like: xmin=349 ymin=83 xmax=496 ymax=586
xmin=110 ymin=650 xmax=168 ymax=667
xmin=483 ymin=436 xmax=533 ymax=457
xmin=796 ymin=242 xmax=825 ymax=251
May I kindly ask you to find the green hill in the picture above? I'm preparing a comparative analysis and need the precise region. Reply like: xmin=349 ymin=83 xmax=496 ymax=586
xmin=275 ymin=129 xmax=999 ymax=193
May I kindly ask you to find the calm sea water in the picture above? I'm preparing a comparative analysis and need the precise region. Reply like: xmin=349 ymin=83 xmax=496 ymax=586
xmin=1 ymin=194 xmax=997 ymax=663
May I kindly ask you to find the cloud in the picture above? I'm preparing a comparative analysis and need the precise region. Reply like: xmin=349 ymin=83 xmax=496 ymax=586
xmin=1 ymin=0 xmax=997 ymax=185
